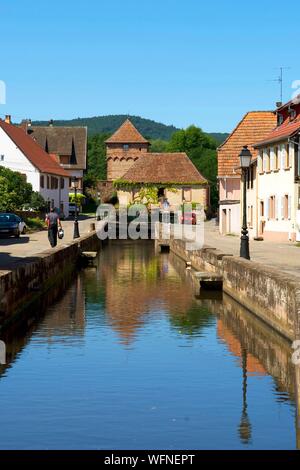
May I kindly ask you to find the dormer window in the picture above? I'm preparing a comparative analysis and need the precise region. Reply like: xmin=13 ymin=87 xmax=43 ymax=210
xmin=123 ymin=144 xmax=129 ymax=151
xmin=277 ymin=113 xmax=284 ymax=126
xmin=289 ymin=108 xmax=297 ymax=121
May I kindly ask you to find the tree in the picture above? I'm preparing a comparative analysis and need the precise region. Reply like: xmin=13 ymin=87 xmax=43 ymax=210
xmin=23 ymin=192 xmax=47 ymax=211
xmin=166 ymin=126 xmax=219 ymax=212
xmin=84 ymin=133 xmax=108 ymax=188
xmin=0 ymin=166 xmax=33 ymax=211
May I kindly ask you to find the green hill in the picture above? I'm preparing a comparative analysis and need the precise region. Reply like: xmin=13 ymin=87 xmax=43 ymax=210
xmin=32 ymin=115 xmax=228 ymax=143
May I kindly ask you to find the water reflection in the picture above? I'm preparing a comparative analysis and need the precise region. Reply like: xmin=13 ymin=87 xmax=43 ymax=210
xmin=0 ymin=240 xmax=299 ymax=449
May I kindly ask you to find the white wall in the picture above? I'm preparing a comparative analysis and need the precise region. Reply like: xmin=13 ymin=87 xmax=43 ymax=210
xmin=257 ymin=143 xmax=296 ymax=241
xmin=0 ymin=127 xmax=69 ymax=217
xmin=219 ymin=202 xmax=240 ymax=235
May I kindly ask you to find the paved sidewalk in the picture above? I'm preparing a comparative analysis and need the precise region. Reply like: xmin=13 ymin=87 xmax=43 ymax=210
xmin=0 ymin=216 xmax=95 ymax=271
xmin=204 ymin=220 xmax=300 ymax=279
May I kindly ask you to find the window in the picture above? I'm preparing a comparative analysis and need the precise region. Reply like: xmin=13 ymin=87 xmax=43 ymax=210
xmin=60 ymin=178 xmax=65 ymax=189
xmin=282 ymin=195 xmax=291 ymax=220
xmin=0 ymin=155 xmax=4 ymax=161
xmin=266 ymin=149 xmax=271 ymax=172
xmin=258 ymin=151 xmax=263 ymax=173
xmin=269 ymin=196 xmax=276 ymax=219
xmin=274 ymin=147 xmax=279 ymax=170
xmin=40 ymin=175 xmax=44 ymax=188
xmin=285 ymin=144 xmax=290 ymax=168
xmin=183 ymin=188 xmax=192 ymax=202
xmin=47 ymin=176 xmax=50 ymax=189
xmin=277 ymin=113 xmax=284 ymax=126
xmin=260 ymin=200 xmax=264 ymax=217
xmin=123 ymin=144 xmax=129 ymax=151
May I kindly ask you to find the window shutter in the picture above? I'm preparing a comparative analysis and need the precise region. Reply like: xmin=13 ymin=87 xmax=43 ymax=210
xmin=281 ymin=196 xmax=284 ymax=220
xmin=280 ymin=145 xmax=285 ymax=169
xmin=275 ymin=196 xmax=278 ymax=219
xmin=266 ymin=198 xmax=269 ymax=219
xmin=263 ymin=152 xmax=266 ymax=171
xmin=288 ymin=195 xmax=291 ymax=219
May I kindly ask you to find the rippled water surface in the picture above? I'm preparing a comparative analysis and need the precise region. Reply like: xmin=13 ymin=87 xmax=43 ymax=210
xmin=0 ymin=241 xmax=299 ymax=449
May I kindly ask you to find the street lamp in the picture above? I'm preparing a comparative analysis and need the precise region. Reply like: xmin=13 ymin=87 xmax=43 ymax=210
xmin=71 ymin=176 xmax=80 ymax=239
xmin=239 ymin=146 xmax=252 ymax=260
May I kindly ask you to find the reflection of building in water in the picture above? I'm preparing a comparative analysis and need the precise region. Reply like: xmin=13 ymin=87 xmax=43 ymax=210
xmin=36 ymin=275 xmax=86 ymax=342
xmin=0 ymin=275 xmax=85 ymax=378
xmin=95 ymin=242 xmax=196 ymax=344
xmin=217 ymin=319 xmax=266 ymax=376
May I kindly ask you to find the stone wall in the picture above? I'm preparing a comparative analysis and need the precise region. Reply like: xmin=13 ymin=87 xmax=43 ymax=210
xmin=0 ymin=232 xmax=101 ymax=332
xmin=157 ymin=234 xmax=300 ymax=341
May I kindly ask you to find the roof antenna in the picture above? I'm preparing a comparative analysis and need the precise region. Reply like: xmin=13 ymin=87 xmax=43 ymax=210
xmin=269 ymin=66 xmax=291 ymax=106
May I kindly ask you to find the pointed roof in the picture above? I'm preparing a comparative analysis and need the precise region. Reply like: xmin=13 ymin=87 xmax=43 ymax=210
xmin=105 ymin=119 xmax=149 ymax=144
xmin=218 ymin=111 xmax=277 ymax=177
xmin=121 ymin=152 xmax=207 ymax=185
xmin=0 ymin=120 xmax=68 ymax=177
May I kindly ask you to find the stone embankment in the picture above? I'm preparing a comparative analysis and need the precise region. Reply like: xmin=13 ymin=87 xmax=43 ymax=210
xmin=157 ymin=234 xmax=300 ymax=341
xmin=0 ymin=231 xmax=102 ymax=332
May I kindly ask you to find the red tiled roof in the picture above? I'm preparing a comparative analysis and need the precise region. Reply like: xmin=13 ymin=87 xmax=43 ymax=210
xmin=254 ymin=116 xmax=300 ymax=147
xmin=218 ymin=111 xmax=277 ymax=177
xmin=105 ymin=119 xmax=149 ymax=144
xmin=0 ymin=120 xmax=68 ymax=177
xmin=121 ymin=152 xmax=207 ymax=184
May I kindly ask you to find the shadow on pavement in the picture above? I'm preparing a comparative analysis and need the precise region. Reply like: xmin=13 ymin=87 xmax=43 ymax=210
xmin=0 ymin=236 xmax=30 ymax=246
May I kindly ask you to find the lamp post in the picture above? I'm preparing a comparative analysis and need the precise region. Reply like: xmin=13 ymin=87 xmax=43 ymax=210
xmin=239 ymin=146 xmax=252 ymax=260
xmin=71 ymin=176 xmax=80 ymax=239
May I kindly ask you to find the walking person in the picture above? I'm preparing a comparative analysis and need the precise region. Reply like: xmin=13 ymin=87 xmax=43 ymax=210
xmin=45 ymin=208 xmax=62 ymax=248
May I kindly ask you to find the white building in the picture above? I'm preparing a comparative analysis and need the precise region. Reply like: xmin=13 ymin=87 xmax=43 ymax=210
xmin=245 ymin=98 xmax=300 ymax=242
xmin=0 ymin=116 xmax=69 ymax=216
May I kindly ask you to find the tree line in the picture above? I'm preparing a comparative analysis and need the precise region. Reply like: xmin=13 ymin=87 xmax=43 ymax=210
xmin=84 ymin=125 xmax=219 ymax=210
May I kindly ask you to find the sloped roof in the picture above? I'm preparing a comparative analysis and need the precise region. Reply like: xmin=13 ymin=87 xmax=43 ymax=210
xmin=218 ymin=111 xmax=276 ymax=177
xmin=0 ymin=120 xmax=68 ymax=177
xmin=27 ymin=126 xmax=87 ymax=169
xmin=254 ymin=116 xmax=300 ymax=147
xmin=105 ymin=119 xmax=149 ymax=144
xmin=121 ymin=152 xmax=207 ymax=184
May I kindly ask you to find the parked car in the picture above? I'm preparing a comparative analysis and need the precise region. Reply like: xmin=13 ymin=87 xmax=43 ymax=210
xmin=0 ymin=213 xmax=26 ymax=238
xmin=180 ymin=212 xmax=197 ymax=225
xmin=69 ymin=203 xmax=78 ymax=217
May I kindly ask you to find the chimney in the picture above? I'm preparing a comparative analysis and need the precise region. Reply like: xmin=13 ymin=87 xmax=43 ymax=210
xmin=5 ymin=115 xmax=11 ymax=124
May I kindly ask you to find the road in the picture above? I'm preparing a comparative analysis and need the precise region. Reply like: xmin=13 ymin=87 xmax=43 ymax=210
xmin=204 ymin=219 xmax=300 ymax=279
xmin=0 ymin=216 xmax=95 ymax=271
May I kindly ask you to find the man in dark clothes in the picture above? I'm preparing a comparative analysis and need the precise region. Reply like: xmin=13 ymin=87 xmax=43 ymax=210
xmin=45 ymin=208 xmax=62 ymax=248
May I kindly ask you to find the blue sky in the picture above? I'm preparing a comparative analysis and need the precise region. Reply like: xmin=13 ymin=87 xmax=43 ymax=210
xmin=0 ymin=0 xmax=299 ymax=132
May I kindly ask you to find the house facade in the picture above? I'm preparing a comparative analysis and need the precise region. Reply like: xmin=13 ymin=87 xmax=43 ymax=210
xmin=23 ymin=120 xmax=87 ymax=193
xmin=105 ymin=119 xmax=209 ymax=210
xmin=252 ymin=98 xmax=300 ymax=242
xmin=218 ymin=111 xmax=277 ymax=235
xmin=0 ymin=116 xmax=69 ymax=215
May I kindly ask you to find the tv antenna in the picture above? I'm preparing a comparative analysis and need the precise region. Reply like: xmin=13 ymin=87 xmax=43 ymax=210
xmin=269 ymin=66 xmax=291 ymax=103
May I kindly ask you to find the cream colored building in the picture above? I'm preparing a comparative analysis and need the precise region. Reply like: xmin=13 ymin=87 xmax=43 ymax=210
xmin=106 ymin=119 xmax=209 ymax=210
xmin=243 ymin=98 xmax=300 ymax=242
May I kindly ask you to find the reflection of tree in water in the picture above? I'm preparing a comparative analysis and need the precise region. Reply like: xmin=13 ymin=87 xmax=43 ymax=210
xmin=88 ymin=241 xmax=207 ymax=344
xmin=168 ymin=304 xmax=215 ymax=337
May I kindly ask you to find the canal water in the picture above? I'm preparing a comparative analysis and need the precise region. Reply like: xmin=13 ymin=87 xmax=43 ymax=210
xmin=0 ymin=241 xmax=299 ymax=450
